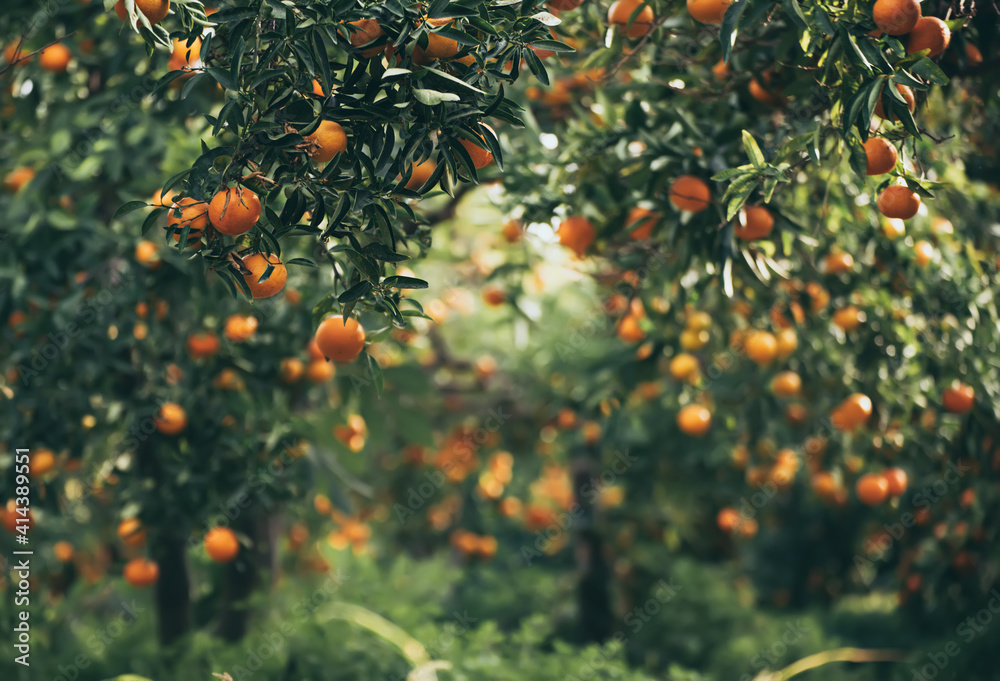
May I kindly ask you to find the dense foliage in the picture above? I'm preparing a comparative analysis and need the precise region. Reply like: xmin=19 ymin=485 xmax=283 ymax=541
xmin=2 ymin=0 xmax=999 ymax=680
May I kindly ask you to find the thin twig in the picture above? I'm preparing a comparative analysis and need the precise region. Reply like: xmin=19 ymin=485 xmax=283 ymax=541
xmin=0 ymin=32 xmax=77 ymax=78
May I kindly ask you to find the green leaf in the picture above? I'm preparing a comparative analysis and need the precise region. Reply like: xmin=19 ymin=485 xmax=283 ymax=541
xmin=413 ymin=89 xmax=461 ymax=105
xmin=113 ymin=201 xmax=150 ymax=219
xmin=720 ymin=0 xmax=749 ymax=63
xmin=531 ymin=39 xmax=575 ymax=52
xmin=339 ymin=280 xmax=373 ymax=303
xmin=209 ymin=8 xmax=257 ymax=23
xmin=365 ymin=353 xmax=384 ymax=398
xmin=742 ymin=130 xmax=766 ymax=168
xmin=382 ymin=276 xmax=428 ymax=290
xmin=421 ymin=66 xmax=485 ymax=94
xmin=711 ymin=166 xmax=753 ymax=182
xmin=345 ymin=250 xmax=381 ymax=282
xmin=362 ymin=243 xmax=410 ymax=262
xmin=910 ymin=56 xmax=949 ymax=85
xmin=762 ymin=176 xmax=780 ymax=203
xmin=846 ymin=133 xmax=868 ymax=178
xmin=780 ymin=0 xmax=808 ymax=30
xmin=531 ymin=11 xmax=562 ymax=26
xmin=726 ymin=181 xmax=758 ymax=220
xmin=206 ymin=67 xmax=238 ymax=91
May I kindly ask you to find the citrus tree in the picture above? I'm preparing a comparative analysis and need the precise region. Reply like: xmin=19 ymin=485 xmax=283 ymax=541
xmin=0 ymin=0 xmax=562 ymax=654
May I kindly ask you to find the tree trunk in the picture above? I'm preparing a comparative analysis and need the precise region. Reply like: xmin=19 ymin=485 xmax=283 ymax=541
xmin=152 ymin=532 xmax=192 ymax=648
xmin=573 ymin=449 xmax=614 ymax=644
xmin=217 ymin=507 xmax=274 ymax=641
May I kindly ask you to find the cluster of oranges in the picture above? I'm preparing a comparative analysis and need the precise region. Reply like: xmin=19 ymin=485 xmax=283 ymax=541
xmin=449 ymin=530 xmax=498 ymax=560
xmin=116 ymin=517 xmax=240 ymax=588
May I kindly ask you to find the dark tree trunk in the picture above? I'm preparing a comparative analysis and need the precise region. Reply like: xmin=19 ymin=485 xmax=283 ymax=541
xmin=152 ymin=532 xmax=193 ymax=648
xmin=573 ymin=449 xmax=614 ymax=644
xmin=133 ymin=432 xmax=192 ymax=652
xmin=217 ymin=508 xmax=274 ymax=642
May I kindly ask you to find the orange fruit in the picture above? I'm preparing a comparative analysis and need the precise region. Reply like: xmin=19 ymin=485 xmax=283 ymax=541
xmin=771 ymin=371 xmax=801 ymax=397
xmin=884 ymin=467 xmax=908 ymax=496
xmin=872 ymin=0 xmax=920 ymax=35
xmin=150 ymin=188 xmax=176 ymax=207
xmin=213 ymin=368 xmax=244 ymax=391
xmin=677 ymin=404 xmax=711 ymax=436
xmin=348 ymin=18 xmax=385 ymax=58
xmin=135 ymin=240 xmax=161 ymax=269
xmin=306 ymin=360 xmax=335 ymax=383
xmin=823 ymin=251 xmax=855 ymax=274
xmin=224 ymin=314 xmax=258 ymax=342
xmin=833 ymin=305 xmax=864 ymax=332
xmin=279 ymin=357 xmax=305 ymax=383
xmin=832 ymin=393 xmax=872 ymax=431
xmin=558 ymin=216 xmax=596 ymax=257
xmin=459 ymin=127 xmax=495 ymax=170
xmin=39 ymin=43 xmax=71 ymax=72
xmin=877 ymin=185 xmax=920 ymax=220
xmin=864 ymin=138 xmax=898 ymax=175
xmin=608 ymin=0 xmax=655 ymax=38
xmin=315 ymin=315 xmax=366 ymax=363
xmin=114 ymin=0 xmax=170 ymax=25
xmin=167 ymin=196 xmax=209 ymax=233
xmin=3 ymin=43 xmax=25 ymax=65
xmin=669 ymin=175 xmax=711 ymax=212
xmin=748 ymin=75 xmax=783 ymax=106
xmin=873 ymin=83 xmax=915 ymax=120
xmin=501 ymin=219 xmax=523 ymax=243
xmin=242 ymin=253 xmax=287 ymax=299
xmin=4 ymin=167 xmax=35 ymax=192
xmin=209 ymin=187 xmax=261 ymax=236
xmin=736 ymin=206 xmax=774 ymax=240
xmin=686 ymin=310 xmax=712 ymax=330
xmin=942 ymin=381 xmax=974 ymax=414
xmin=965 ymin=43 xmax=983 ymax=65
xmin=930 ymin=217 xmax=953 ymax=235
xmin=625 ymin=206 xmax=659 ymax=240
xmin=811 ymin=472 xmax=838 ymax=501
xmin=882 ymin=218 xmax=906 ymax=240
xmin=557 ymin=407 xmax=578 ymax=429
xmin=404 ymin=159 xmax=437 ymax=190
xmin=53 ymin=541 xmax=74 ymax=562
xmin=169 ymin=37 xmax=201 ymax=68
xmin=117 ymin=518 xmax=147 ymax=547
xmin=913 ymin=240 xmax=934 ymax=267
xmin=908 ymin=17 xmax=950 ymax=56
xmin=856 ymin=473 xmax=890 ymax=506
xmin=413 ymin=18 xmax=461 ymax=64
xmin=186 ymin=331 xmax=220 ymax=359
xmin=687 ymin=0 xmax=732 ymax=24
xmin=744 ymin=330 xmax=778 ymax=364
xmin=30 ymin=449 xmax=56 ymax=476
xmin=737 ymin=518 xmax=759 ymax=537
xmin=482 ymin=286 xmax=506 ymax=306
xmin=204 ymin=527 xmax=240 ymax=563
xmin=669 ymin=353 xmax=699 ymax=382
xmin=156 ymin=402 xmax=187 ymax=435
xmin=123 ymin=558 xmax=159 ymax=587
xmin=617 ymin=313 xmax=646 ymax=343
xmin=716 ymin=507 xmax=741 ymax=533
xmin=304 ymin=120 xmax=348 ymax=163
xmin=307 ymin=338 xmax=325 ymax=362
